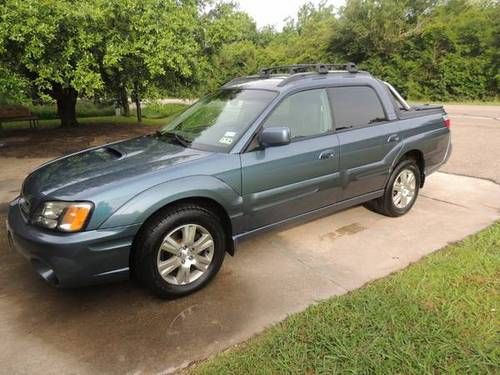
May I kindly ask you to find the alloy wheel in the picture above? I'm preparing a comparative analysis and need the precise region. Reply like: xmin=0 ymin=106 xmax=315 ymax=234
xmin=156 ymin=224 xmax=214 ymax=285
xmin=392 ymin=169 xmax=417 ymax=209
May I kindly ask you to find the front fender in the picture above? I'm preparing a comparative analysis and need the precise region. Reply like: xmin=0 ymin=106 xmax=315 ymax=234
xmin=99 ymin=175 xmax=244 ymax=230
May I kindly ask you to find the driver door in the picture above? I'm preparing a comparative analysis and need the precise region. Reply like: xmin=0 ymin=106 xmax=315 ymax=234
xmin=240 ymin=88 xmax=341 ymax=231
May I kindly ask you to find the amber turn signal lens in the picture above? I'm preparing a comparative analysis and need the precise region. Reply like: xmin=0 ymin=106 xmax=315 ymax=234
xmin=58 ymin=203 xmax=92 ymax=232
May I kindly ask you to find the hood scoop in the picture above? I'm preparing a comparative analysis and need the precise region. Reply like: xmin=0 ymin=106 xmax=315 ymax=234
xmin=95 ymin=146 xmax=124 ymax=160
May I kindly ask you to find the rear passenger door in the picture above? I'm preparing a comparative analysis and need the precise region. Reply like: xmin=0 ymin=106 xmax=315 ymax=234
xmin=328 ymin=86 xmax=402 ymax=200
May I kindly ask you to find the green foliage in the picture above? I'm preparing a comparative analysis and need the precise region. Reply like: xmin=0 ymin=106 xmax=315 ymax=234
xmin=201 ymin=0 xmax=498 ymax=102
xmin=0 ymin=0 xmax=203 ymax=126
xmin=0 ymin=0 xmax=104 ymax=96
xmin=0 ymin=64 xmax=30 ymax=104
xmin=201 ymin=1 xmax=258 ymax=52
xmin=200 ymin=1 xmax=261 ymax=92
xmin=100 ymin=0 xmax=204 ymax=98
xmin=330 ymin=0 xmax=499 ymax=100
xmin=0 ymin=0 xmax=498 ymax=111
xmin=206 ymin=40 xmax=260 ymax=91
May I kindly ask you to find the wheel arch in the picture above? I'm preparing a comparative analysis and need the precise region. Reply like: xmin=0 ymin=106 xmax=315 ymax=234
xmin=130 ymin=196 xmax=235 ymax=273
xmin=393 ymin=149 xmax=426 ymax=187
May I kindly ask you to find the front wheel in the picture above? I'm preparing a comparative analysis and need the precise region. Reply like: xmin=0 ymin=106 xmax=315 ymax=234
xmin=132 ymin=204 xmax=226 ymax=299
xmin=364 ymin=159 xmax=421 ymax=217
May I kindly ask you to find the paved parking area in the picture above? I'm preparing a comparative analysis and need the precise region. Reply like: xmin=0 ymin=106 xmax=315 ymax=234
xmin=441 ymin=105 xmax=500 ymax=183
xmin=0 ymin=105 xmax=499 ymax=374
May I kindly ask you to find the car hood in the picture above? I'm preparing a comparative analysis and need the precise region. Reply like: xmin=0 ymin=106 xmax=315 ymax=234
xmin=22 ymin=134 xmax=211 ymax=201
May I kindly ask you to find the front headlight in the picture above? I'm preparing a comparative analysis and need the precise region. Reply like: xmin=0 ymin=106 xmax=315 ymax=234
xmin=33 ymin=201 xmax=93 ymax=232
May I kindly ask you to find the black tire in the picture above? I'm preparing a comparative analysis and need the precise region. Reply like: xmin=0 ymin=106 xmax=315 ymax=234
xmin=132 ymin=204 xmax=226 ymax=299
xmin=364 ymin=158 xmax=421 ymax=217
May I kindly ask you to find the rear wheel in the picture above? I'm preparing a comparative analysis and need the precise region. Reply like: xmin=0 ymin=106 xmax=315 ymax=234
xmin=364 ymin=159 xmax=420 ymax=217
xmin=133 ymin=204 xmax=226 ymax=299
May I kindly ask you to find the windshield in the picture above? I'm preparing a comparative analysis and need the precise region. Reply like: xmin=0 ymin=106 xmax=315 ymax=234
xmin=160 ymin=89 xmax=277 ymax=152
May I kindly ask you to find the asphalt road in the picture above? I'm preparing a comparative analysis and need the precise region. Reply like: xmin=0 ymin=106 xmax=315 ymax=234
xmin=441 ymin=104 xmax=500 ymax=183
xmin=0 ymin=105 xmax=498 ymax=374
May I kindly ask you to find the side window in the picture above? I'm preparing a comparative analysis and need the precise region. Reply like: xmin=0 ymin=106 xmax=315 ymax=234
xmin=328 ymin=86 xmax=386 ymax=130
xmin=263 ymin=89 xmax=332 ymax=139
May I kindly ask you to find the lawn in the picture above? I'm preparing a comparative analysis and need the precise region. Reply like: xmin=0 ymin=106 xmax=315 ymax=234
xmin=1 ymin=102 xmax=188 ymax=130
xmin=192 ymin=223 xmax=500 ymax=374
xmin=1 ymin=114 xmax=176 ymax=131
xmin=25 ymin=100 xmax=188 ymax=120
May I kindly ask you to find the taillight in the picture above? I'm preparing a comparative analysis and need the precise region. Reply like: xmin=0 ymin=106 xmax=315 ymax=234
xmin=442 ymin=115 xmax=451 ymax=129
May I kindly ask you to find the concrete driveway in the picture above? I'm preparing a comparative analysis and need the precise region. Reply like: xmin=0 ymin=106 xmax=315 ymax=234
xmin=0 ymin=105 xmax=499 ymax=374
xmin=440 ymin=105 xmax=500 ymax=183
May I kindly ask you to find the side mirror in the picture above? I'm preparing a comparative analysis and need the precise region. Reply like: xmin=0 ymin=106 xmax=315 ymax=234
xmin=259 ymin=127 xmax=291 ymax=147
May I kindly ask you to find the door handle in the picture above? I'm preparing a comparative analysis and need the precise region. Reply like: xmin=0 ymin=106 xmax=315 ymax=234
xmin=387 ymin=134 xmax=400 ymax=143
xmin=319 ymin=150 xmax=335 ymax=160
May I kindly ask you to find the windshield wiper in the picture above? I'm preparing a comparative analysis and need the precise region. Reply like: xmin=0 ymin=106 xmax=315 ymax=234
xmin=156 ymin=131 xmax=191 ymax=147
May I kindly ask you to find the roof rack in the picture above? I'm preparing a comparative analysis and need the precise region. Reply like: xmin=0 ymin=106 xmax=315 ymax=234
xmin=221 ymin=62 xmax=359 ymax=88
xmin=259 ymin=62 xmax=358 ymax=77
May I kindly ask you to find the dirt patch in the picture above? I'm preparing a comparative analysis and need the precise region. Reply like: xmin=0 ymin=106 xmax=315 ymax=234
xmin=0 ymin=123 xmax=160 ymax=158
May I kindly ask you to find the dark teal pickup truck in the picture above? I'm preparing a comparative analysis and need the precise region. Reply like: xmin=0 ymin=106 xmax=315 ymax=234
xmin=7 ymin=63 xmax=451 ymax=298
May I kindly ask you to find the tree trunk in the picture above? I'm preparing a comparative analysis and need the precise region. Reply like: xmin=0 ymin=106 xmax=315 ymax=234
xmin=54 ymin=86 xmax=78 ymax=127
xmin=120 ymin=85 xmax=130 ymax=116
xmin=134 ymin=82 xmax=142 ymax=123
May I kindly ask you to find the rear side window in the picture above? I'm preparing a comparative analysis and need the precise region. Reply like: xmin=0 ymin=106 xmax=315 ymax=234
xmin=328 ymin=86 xmax=386 ymax=130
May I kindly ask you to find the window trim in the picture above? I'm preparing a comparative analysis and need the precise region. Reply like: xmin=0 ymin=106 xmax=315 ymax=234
xmin=243 ymin=87 xmax=335 ymax=153
xmin=327 ymin=85 xmax=390 ymax=133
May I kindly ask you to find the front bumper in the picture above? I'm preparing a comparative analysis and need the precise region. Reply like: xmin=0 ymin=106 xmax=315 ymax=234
xmin=6 ymin=198 xmax=141 ymax=287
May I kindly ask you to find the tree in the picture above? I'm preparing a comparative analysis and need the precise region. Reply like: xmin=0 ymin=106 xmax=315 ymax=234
xmin=330 ymin=0 xmax=498 ymax=100
xmin=200 ymin=1 xmax=260 ymax=91
xmin=201 ymin=1 xmax=258 ymax=53
xmin=258 ymin=1 xmax=337 ymax=67
xmin=0 ymin=0 xmax=104 ymax=127
xmin=0 ymin=0 xmax=204 ymax=126
xmin=99 ymin=0 xmax=204 ymax=122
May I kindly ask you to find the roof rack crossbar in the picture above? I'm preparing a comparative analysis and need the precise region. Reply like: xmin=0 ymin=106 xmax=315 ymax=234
xmin=259 ymin=62 xmax=357 ymax=77
xmin=222 ymin=62 xmax=359 ymax=89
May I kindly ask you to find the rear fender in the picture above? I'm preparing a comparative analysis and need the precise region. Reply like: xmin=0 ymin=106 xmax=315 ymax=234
xmin=392 ymin=127 xmax=449 ymax=174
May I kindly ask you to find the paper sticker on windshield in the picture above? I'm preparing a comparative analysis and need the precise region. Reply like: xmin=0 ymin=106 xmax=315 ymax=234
xmin=224 ymin=131 xmax=237 ymax=137
xmin=219 ymin=136 xmax=233 ymax=145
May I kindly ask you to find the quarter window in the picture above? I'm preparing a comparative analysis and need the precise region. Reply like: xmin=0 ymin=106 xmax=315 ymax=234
xmin=263 ymin=89 xmax=332 ymax=139
xmin=328 ymin=86 xmax=386 ymax=130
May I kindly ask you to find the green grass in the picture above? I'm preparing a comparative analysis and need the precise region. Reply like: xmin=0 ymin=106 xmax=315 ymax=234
xmin=24 ymin=101 xmax=187 ymax=121
xmin=192 ymin=223 xmax=500 ymax=374
xmin=27 ymin=100 xmax=115 ymax=120
xmin=0 ymin=115 xmax=176 ymax=131
xmin=0 ymin=102 xmax=187 ymax=131
xmin=136 ymin=102 xmax=188 ymax=119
